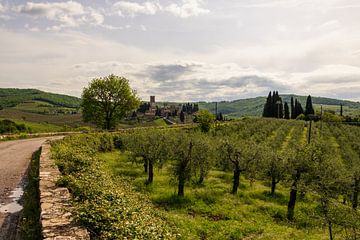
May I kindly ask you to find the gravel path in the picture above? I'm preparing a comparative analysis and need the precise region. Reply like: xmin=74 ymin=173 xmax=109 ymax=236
xmin=0 ymin=137 xmax=62 ymax=239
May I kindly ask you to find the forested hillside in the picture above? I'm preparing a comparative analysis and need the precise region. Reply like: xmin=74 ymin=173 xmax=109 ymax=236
xmin=0 ymin=88 xmax=81 ymax=108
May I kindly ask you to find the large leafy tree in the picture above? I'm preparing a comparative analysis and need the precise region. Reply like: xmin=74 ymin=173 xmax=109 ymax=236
xmin=195 ymin=109 xmax=215 ymax=132
xmin=81 ymin=74 xmax=140 ymax=129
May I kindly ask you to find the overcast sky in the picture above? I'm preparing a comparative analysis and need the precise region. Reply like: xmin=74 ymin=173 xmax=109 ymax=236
xmin=0 ymin=0 xmax=360 ymax=102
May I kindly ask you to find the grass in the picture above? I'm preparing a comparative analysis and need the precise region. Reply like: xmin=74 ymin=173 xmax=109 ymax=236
xmin=101 ymin=151 xmax=326 ymax=240
xmin=13 ymin=100 xmax=77 ymax=114
xmin=0 ymin=117 xmax=63 ymax=133
xmin=19 ymin=148 xmax=41 ymax=239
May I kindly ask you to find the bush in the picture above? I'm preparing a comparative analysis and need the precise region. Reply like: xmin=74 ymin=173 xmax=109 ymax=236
xmin=296 ymin=114 xmax=306 ymax=120
xmin=113 ymin=134 xmax=124 ymax=150
xmin=51 ymin=133 xmax=178 ymax=239
xmin=98 ymin=133 xmax=114 ymax=152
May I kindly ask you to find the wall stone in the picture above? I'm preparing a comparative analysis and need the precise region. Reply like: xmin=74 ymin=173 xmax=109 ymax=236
xmin=39 ymin=142 xmax=90 ymax=240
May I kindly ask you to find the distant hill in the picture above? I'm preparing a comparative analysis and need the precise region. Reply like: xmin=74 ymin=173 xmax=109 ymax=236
xmin=1 ymin=88 xmax=359 ymax=122
xmin=0 ymin=88 xmax=83 ymax=127
xmin=197 ymin=95 xmax=360 ymax=118
xmin=0 ymin=88 xmax=81 ymax=108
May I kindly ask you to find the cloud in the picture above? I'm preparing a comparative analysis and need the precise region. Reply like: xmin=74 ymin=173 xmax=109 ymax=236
xmin=15 ymin=1 xmax=104 ymax=30
xmin=69 ymin=60 xmax=360 ymax=102
xmin=25 ymin=24 xmax=40 ymax=32
xmin=112 ymin=0 xmax=209 ymax=18
xmin=165 ymin=0 xmax=210 ymax=18
xmin=0 ymin=3 xmax=4 ymax=13
xmin=146 ymin=63 xmax=195 ymax=81
xmin=113 ymin=1 xmax=160 ymax=17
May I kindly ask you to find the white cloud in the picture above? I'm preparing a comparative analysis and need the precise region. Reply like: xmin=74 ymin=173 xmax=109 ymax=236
xmin=15 ymin=1 xmax=104 ymax=30
xmin=165 ymin=0 xmax=210 ymax=18
xmin=140 ymin=24 xmax=147 ymax=31
xmin=113 ymin=1 xmax=160 ymax=17
xmin=112 ymin=0 xmax=209 ymax=18
xmin=0 ymin=3 xmax=4 ymax=13
xmin=25 ymin=24 xmax=40 ymax=32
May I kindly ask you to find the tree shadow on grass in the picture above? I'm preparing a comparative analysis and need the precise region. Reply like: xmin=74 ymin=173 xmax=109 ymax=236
xmin=249 ymin=190 xmax=289 ymax=205
xmin=152 ymin=194 xmax=193 ymax=210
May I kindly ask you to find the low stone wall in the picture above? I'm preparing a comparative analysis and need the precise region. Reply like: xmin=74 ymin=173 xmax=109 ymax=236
xmin=39 ymin=142 xmax=90 ymax=240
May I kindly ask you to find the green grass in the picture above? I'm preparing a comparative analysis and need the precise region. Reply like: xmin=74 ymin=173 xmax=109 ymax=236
xmin=0 ymin=117 xmax=63 ymax=133
xmin=13 ymin=100 xmax=77 ymax=114
xmin=19 ymin=149 xmax=41 ymax=239
xmin=101 ymin=151 xmax=326 ymax=240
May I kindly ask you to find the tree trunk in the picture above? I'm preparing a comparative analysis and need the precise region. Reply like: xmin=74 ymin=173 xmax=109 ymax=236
xmin=287 ymin=171 xmax=300 ymax=221
xmin=143 ymin=158 xmax=148 ymax=173
xmin=328 ymin=221 xmax=333 ymax=240
xmin=353 ymin=177 xmax=359 ymax=210
xmin=271 ymin=176 xmax=277 ymax=195
xmin=178 ymin=173 xmax=185 ymax=196
xmin=198 ymin=175 xmax=204 ymax=185
xmin=147 ymin=160 xmax=154 ymax=184
xmin=232 ymin=165 xmax=241 ymax=194
xmin=177 ymin=142 xmax=193 ymax=197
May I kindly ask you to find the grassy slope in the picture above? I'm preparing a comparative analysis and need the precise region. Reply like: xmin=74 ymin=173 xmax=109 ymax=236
xmin=101 ymin=151 xmax=324 ymax=240
xmin=0 ymin=117 xmax=63 ymax=133
xmin=0 ymin=88 xmax=84 ymax=128
xmin=0 ymin=88 xmax=81 ymax=108
xmin=0 ymin=109 xmax=83 ymax=127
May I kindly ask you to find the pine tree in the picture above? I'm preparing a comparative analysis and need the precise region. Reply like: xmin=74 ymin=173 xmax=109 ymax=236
xmin=291 ymin=97 xmax=295 ymax=119
xmin=284 ymin=102 xmax=290 ymax=119
xmin=305 ymin=95 xmax=315 ymax=116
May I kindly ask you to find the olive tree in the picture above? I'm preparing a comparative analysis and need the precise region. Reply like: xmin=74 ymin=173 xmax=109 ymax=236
xmin=219 ymin=136 xmax=260 ymax=194
xmin=81 ymin=74 xmax=140 ymax=129
xmin=170 ymin=131 xmax=211 ymax=196
xmin=124 ymin=129 xmax=170 ymax=184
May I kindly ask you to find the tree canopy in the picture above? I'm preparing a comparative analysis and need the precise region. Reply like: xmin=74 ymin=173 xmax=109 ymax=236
xmin=81 ymin=74 xmax=140 ymax=129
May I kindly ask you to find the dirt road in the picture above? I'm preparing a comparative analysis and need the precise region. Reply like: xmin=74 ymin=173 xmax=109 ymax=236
xmin=0 ymin=137 xmax=62 ymax=239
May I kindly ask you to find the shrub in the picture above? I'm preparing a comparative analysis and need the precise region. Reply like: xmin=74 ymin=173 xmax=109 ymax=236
xmin=98 ymin=133 xmax=114 ymax=152
xmin=51 ymin=133 xmax=178 ymax=239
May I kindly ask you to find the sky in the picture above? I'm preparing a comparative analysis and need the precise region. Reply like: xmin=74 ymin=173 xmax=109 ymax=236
xmin=0 ymin=0 xmax=360 ymax=102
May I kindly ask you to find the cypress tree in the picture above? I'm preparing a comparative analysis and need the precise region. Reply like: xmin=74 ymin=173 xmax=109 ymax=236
xmin=340 ymin=104 xmax=343 ymax=116
xmin=180 ymin=110 xmax=185 ymax=123
xmin=271 ymin=91 xmax=276 ymax=117
xmin=263 ymin=92 xmax=272 ymax=117
xmin=294 ymin=99 xmax=304 ymax=118
xmin=274 ymin=91 xmax=283 ymax=118
xmin=305 ymin=95 xmax=315 ymax=115
xmin=291 ymin=97 xmax=295 ymax=119
xmin=284 ymin=102 xmax=290 ymax=119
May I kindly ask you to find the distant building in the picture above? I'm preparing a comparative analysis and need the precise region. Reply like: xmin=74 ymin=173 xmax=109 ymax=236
xmin=150 ymin=96 xmax=155 ymax=105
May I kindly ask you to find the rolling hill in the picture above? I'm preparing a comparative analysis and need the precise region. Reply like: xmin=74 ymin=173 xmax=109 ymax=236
xmin=1 ymin=88 xmax=359 ymax=125
xmin=198 ymin=94 xmax=360 ymax=118
xmin=0 ymin=88 xmax=83 ymax=128
xmin=0 ymin=88 xmax=81 ymax=108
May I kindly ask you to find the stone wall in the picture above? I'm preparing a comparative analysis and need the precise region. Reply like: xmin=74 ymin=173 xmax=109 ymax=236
xmin=39 ymin=142 xmax=90 ymax=240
